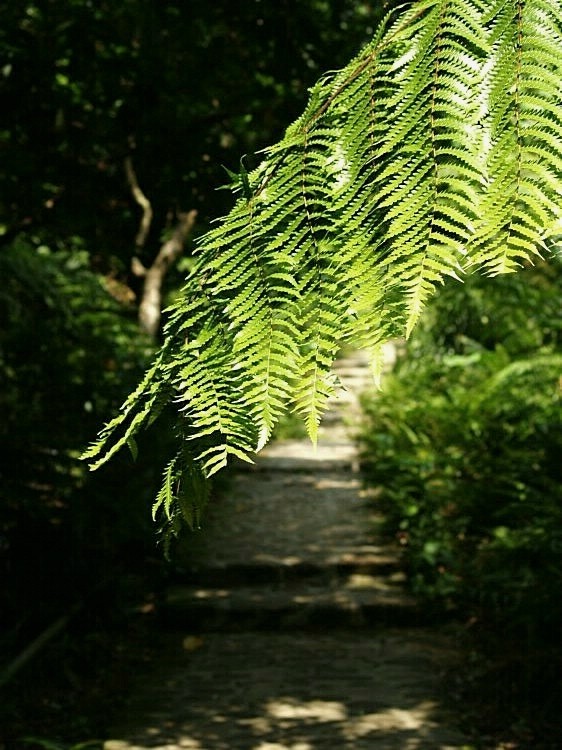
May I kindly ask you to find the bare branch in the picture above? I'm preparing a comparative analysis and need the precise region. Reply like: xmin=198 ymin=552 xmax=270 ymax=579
xmin=131 ymin=256 xmax=147 ymax=278
xmin=138 ymin=209 xmax=198 ymax=338
xmin=124 ymin=156 xmax=153 ymax=250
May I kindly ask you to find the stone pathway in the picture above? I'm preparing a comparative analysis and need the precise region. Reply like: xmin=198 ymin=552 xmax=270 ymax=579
xmin=103 ymin=351 xmax=471 ymax=750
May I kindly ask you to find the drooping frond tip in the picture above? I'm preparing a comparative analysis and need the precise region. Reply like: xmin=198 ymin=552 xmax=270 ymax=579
xmin=83 ymin=0 xmax=562 ymax=533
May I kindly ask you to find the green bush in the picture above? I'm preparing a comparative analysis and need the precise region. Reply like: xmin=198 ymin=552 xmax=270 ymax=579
xmin=0 ymin=238 xmax=169 ymax=630
xmin=359 ymin=262 xmax=562 ymax=730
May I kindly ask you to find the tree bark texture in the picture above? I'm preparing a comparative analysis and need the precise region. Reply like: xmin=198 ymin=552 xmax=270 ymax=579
xmin=134 ymin=209 xmax=197 ymax=338
xmin=125 ymin=156 xmax=197 ymax=338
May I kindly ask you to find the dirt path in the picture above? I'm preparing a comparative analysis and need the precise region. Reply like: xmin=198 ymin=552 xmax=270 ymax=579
xmin=103 ymin=351 xmax=471 ymax=750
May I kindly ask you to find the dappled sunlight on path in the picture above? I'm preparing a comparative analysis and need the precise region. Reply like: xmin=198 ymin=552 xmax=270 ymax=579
xmin=104 ymin=350 xmax=469 ymax=750
xmin=105 ymin=632 xmax=466 ymax=750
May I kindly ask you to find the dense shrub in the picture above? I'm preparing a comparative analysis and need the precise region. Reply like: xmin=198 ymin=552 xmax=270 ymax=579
xmin=0 ymin=239 xmax=170 ymax=634
xmin=359 ymin=261 xmax=562 ymax=733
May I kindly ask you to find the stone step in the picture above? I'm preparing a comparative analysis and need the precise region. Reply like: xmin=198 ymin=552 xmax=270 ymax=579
xmin=249 ymin=440 xmax=360 ymax=472
xmin=171 ymin=553 xmax=403 ymax=588
xmin=161 ymin=574 xmax=423 ymax=631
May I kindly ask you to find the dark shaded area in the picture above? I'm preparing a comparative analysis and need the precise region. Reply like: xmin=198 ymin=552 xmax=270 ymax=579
xmin=0 ymin=1 xmax=389 ymax=742
xmin=1 ymin=0 xmax=380 ymax=267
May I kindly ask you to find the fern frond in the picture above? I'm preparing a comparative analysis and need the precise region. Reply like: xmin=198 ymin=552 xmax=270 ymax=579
xmin=82 ymin=351 xmax=171 ymax=470
xmin=470 ymin=0 xmax=562 ymax=274
xmin=152 ymin=448 xmax=210 ymax=535
xmin=85 ymin=0 xmax=562 ymax=533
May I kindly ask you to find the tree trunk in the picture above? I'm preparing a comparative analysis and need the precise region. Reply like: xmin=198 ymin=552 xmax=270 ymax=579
xmin=134 ymin=209 xmax=197 ymax=338
xmin=125 ymin=156 xmax=197 ymax=338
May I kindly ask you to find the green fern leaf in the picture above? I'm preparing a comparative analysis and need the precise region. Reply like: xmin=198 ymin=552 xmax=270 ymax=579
xmin=84 ymin=0 xmax=562 ymax=535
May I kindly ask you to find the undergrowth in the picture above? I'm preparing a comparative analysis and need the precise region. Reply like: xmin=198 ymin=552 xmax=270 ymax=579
xmin=359 ymin=260 xmax=562 ymax=745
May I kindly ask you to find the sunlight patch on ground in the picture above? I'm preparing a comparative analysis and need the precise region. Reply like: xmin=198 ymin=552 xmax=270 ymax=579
xmin=253 ymin=742 xmax=313 ymax=750
xmin=343 ymin=700 xmax=439 ymax=738
xmin=265 ymin=697 xmax=347 ymax=721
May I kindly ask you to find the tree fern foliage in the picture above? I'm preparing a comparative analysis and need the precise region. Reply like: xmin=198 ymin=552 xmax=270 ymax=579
xmin=83 ymin=0 xmax=562 ymax=533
